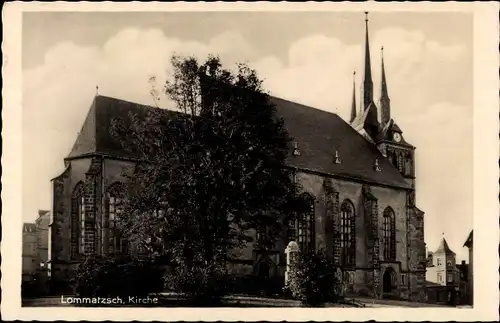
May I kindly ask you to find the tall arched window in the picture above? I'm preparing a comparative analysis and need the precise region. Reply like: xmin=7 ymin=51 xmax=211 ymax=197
xmin=107 ymin=183 xmax=128 ymax=256
xmin=70 ymin=182 xmax=85 ymax=259
xmin=340 ymin=200 xmax=355 ymax=266
xmin=296 ymin=193 xmax=315 ymax=252
xmin=383 ymin=207 xmax=396 ymax=261
xmin=390 ymin=151 xmax=398 ymax=168
xmin=404 ymin=153 xmax=412 ymax=176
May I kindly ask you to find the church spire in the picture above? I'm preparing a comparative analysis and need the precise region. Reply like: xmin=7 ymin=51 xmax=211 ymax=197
xmin=350 ymin=71 xmax=357 ymax=123
xmin=363 ymin=12 xmax=373 ymax=110
xmin=380 ymin=46 xmax=391 ymax=124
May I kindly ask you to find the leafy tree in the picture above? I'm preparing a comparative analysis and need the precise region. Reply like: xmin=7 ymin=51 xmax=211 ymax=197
xmin=110 ymin=55 xmax=306 ymax=301
xmin=286 ymin=250 xmax=342 ymax=306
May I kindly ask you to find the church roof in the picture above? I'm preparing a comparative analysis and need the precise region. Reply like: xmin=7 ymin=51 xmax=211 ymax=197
xmin=67 ymin=94 xmax=411 ymax=189
xmin=435 ymin=237 xmax=455 ymax=255
xmin=351 ymin=101 xmax=379 ymax=137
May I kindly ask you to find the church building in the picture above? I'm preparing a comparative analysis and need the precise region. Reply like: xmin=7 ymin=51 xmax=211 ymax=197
xmin=47 ymin=13 xmax=426 ymax=301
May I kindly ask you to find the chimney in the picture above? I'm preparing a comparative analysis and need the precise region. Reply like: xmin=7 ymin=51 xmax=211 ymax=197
xmin=461 ymin=260 xmax=465 ymax=265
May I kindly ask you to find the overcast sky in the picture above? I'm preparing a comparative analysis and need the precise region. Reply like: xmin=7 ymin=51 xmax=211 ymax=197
xmin=22 ymin=11 xmax=473 ymax=261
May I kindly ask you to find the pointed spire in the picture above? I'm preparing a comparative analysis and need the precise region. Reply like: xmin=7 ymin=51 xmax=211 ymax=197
xmin=350 ymin=71 xmax=357 ymax=123
xmin=381 ymin=47 xmax=388 ymax=96
xmin=380 ymin=46 xmax=391 ymax=124
xmin=363 ymin=12 xmax=373 ymax=110
xmin=95 ymin=85 xmax=99 ymax=96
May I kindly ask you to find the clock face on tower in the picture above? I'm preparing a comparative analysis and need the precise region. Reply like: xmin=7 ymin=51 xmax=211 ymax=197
xmin=393 ymin=132 xmax=402 ymax=142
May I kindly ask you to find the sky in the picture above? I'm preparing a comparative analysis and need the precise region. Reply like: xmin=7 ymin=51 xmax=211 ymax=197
xmin=22 ymin=11 xmax=473 ymax=262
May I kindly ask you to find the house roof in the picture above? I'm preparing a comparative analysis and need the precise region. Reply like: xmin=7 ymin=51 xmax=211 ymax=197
xmin=66 ymin=95 xmax=412 ymax=189
xmin=463 ymin=230 xmax=473 ymax=248
xmin=435 ymin=237 xmax=455 ymax=255
xmin=38 ymin=210 xmax=50 ymax=218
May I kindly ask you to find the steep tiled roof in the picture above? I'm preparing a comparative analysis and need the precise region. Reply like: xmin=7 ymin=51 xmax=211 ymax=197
xmin=351 ymin=101 xmax=380 ymax=141
xmin=435 ymin=237 xmax=455 ymax=255
xmin=463 ymin=230 xmax=473 ymax=248
xmin=67 ymin=96 xmax=182 ymax=159
xmin=272 ymin=97 xmax=410 ymax=188
xmin=67 ymin=95 xmax=411 ymax=189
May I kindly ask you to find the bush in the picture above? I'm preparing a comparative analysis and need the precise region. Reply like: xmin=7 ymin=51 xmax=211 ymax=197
xmin=21 ymin=280 xmax=38 ymax=298
xmin=286 ymin=250 xmax=342 ymax=306
xmin=72 ymin=255 xmax=164 ymax=300
xmin=164 ymin=260 xmax=229 ymax=305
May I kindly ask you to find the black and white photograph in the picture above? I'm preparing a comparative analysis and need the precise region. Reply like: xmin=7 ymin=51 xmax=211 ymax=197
xmin=2 ymin=2 xmax=498 ymax=321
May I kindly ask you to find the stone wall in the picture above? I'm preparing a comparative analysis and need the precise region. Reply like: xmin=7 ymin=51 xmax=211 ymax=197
xmin=408 ymin=206 xmax=426 ymax=301
xmin=295 ymin=171 xmax=410 ymax=297
xmin=49 ymin=157 xmax=423 ymax=300
xmin=102 ymin=158 xmax=136 ymax=254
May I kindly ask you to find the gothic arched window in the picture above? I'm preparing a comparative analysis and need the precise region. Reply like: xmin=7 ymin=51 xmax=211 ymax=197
xmin=296 ymin=193 xmax=315 ymax=253
xmin=404 ymin=153 xmax=412 ymax=176
xmin=107 ymin=183 xmax=128 ymax=256
xmin=70 ymin=182 xmax=85 ymax=259
xmin=340 ymin=200 xmax=356 ymax=266
xmin=383 ymin=207 xmax=396 ymax=261
xmin=390 ymin=150 xmax=398 ymax=168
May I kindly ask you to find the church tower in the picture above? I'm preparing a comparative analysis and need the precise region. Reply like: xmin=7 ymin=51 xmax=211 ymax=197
xmin=350 ymin=12 xmax=416 ymax=188
xmin=374 ymin=47 xmax=416 ymax=188
xmin=351 ymin=12 xmax=380 ymax=142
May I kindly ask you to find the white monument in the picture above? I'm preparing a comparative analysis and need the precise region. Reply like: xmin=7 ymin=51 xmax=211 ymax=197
xmin=285 ymin=241 xmax=300 ymax=285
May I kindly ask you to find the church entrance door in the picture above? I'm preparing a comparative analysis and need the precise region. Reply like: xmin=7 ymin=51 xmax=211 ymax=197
xmin=383 ymin=267 xmax=396 ymax=294
xmin=258 ymin=260 xmax=270 ymax=281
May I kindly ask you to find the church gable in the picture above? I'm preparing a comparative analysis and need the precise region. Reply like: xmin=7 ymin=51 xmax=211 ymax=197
xmin=67 ymin=99 xmax=98 ymax=158
xmin=66 ymin=95 xmax=179 ymax=160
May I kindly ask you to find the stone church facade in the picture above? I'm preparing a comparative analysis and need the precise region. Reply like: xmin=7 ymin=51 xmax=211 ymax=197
xmin=48 ymin=15 xmax=426 ymax=301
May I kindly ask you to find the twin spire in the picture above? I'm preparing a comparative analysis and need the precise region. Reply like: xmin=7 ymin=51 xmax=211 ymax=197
xmin=350 ymin=12 xmax=391 ymax=126
xmin=363 ymin=12 xmax=373 ymax=111
xmin=380 ymin=46 xmax=391 ymax=124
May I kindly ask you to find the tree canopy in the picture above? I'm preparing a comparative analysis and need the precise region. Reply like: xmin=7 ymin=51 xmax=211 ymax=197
xmin=110 ymin=55 xmax=307 ymax=268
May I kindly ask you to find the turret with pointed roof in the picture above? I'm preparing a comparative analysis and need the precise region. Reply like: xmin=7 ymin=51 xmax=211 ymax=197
xmin=435 ymin=236 xmax=456 ymax=255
